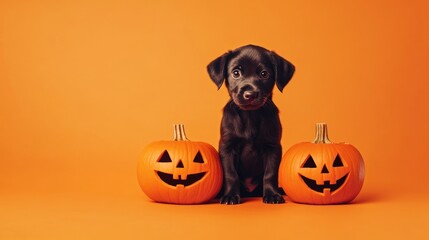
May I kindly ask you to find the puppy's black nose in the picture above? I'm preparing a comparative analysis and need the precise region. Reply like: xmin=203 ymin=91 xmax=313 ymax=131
xmin=243 ymin=91 xmax=259 ymax=101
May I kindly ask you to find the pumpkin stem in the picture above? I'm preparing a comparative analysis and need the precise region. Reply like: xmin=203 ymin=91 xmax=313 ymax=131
xmin=173 ymin=124 xmax=189 ymax=141
xmin=313 ymin=123 xmax=332 ymax=144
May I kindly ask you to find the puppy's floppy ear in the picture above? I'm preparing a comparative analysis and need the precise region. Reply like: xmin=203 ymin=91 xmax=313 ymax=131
xmin=207 ymin=51 xmax=231 ymax=89
xmin=270 ymin=51 xmax=295 ymax=92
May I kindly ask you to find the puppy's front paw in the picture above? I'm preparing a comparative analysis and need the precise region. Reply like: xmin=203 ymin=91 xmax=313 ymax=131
xmin=220 ymin=195 xmax=241 ymax=205
xmin=263 ymin=194 xmax=285 ymax=204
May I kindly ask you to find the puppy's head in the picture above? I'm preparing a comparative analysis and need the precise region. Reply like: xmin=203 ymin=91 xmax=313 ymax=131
xmin=207 ymin=45 xmax=295 ymax=110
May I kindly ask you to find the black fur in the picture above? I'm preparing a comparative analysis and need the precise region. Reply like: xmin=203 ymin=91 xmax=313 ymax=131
xmin=207 ymin=45 xmax=295 ymax=204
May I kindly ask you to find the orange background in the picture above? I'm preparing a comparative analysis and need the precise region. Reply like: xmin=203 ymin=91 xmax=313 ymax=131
xmin=1 ymin=0 xmax=428 ymax=239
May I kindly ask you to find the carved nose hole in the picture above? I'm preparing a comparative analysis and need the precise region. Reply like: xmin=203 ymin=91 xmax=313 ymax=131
xmin=321 ymin=164 xmax=329 ymax=174
xmin=176 ymin=160 xmax=184 ymax=168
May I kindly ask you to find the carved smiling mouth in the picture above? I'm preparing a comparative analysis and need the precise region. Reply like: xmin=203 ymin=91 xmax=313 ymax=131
xmin=299 ymin=173 xmax=349 ymax=193
xmin=156 ymin=171 xmax=206 ymax=187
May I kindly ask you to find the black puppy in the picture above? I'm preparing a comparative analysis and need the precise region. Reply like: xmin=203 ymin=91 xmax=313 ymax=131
xmin=207 ymin=45 xmax=295 ymax=204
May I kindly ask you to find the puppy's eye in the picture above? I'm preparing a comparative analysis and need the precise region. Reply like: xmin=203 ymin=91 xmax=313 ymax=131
xmin=232 ymin=69 xmax=241 ymax=79
xmin=260 ymin=70 xmax=269 ymax=79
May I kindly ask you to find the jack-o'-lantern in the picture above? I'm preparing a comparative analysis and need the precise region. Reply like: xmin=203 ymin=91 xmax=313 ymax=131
xmin=137 ymin=124 xmax=222 ymax=204
xmin=279 ymin=123 xmax=365 ymax=204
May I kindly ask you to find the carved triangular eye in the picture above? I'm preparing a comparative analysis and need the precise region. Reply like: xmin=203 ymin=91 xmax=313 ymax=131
xmin=158 ymin=151 xmax=172 ymax=162
xmin=302 ymin=155 xmax=317 ymax=168
xmin=333 ymin=154 xmax=344 ymax=167
xmin=193 ymin=151 xmax=204 ymax=163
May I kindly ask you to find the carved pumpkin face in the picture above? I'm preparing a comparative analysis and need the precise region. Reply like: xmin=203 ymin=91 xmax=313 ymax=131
xmin=155 ymin=150 xmax=207 ymax=187
xmin=279 ymin=123 xmax=365 ymax=204
xmin=137 ymin=125 xmax=222 ymax=204
xmin=299 ymin=152 xmax=350 ymax=195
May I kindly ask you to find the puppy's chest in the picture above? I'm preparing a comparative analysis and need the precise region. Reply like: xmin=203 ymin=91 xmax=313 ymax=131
xmin=238 ymin=113 xmax=264 ymax=140
xmin=241 ymin=123 xmax=260 ymax=140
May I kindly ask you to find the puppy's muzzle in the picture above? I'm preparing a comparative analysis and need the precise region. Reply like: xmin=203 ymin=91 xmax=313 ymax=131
xmin=237 ymin=84 xmax=259 ymax=102
xmin=234 ymin=84 xmax=267 ymax=110
xmin=243 ymin=90 xmax=259 ymax=101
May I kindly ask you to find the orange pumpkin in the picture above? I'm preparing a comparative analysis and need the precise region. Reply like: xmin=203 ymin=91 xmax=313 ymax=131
xmin=279 ymin=123 xmax=365 ymax=204
xmin=137 ymin=124 xmax=222 ymax=204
